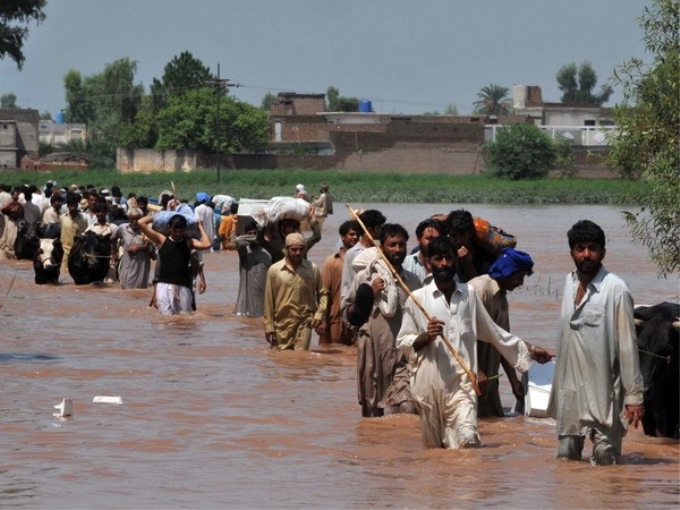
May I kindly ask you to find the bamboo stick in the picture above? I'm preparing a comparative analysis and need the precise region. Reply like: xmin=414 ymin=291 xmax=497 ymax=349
xmin=346 ymin=204 xmax=482 ymax=396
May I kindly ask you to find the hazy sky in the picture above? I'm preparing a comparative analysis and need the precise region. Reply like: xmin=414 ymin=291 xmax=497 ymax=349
xmin=1 ymin=0 xmax=650 ymax=117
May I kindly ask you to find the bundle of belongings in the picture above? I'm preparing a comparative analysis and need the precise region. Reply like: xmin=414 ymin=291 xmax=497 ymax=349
xmin=473 ymin=217 xmax=517 ymax=257
xmin=151 ymin=204 xmax=199 ymax=238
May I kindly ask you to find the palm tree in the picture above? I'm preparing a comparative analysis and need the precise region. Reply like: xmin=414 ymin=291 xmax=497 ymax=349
xmin=473 ymin=84 xmax=511 ymax=115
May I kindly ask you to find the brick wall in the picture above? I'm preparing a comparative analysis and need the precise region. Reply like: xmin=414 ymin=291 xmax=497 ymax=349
xmin=117 ymin=148 xmax=197 ymax=173
xmin=338 ymin=144 xmax=481 ymax=173
xmin=117 ymin=125 xmax=610 ymax=176
xmin=271 ymin=94 xmax=325 ymax=116
xmin=273 ymin=116 xmax=328 ymax=142
xmin=118 ymin=147 xmax=612 ymax=176
xmin=328 ymin=123 xmax=483 ymax=156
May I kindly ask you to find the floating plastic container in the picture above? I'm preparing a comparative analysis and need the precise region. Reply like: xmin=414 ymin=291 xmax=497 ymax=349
xmin=524 ymin=360 xmax=554 ymax=418
xmin=53 ymin=398 xmax=73 ymax=417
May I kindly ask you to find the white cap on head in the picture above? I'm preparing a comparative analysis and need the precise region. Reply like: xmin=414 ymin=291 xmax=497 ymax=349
xmin=295 ymin=183 xmax=306 ymax=193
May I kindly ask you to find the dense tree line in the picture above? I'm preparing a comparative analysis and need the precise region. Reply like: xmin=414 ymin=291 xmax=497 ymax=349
xmin=61 ymin=51 xmax=269 ymax=167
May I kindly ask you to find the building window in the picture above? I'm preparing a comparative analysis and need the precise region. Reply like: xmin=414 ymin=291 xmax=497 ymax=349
xmin=584 ymin=120 xmax=596 ymax=127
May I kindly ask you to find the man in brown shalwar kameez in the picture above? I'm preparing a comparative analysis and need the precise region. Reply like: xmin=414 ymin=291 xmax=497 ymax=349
xmin=343 ymin=223 xmax=421 ymax=417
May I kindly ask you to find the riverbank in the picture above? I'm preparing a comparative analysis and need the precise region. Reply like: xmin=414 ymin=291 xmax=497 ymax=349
xmin=1 ymin=169 xmax=651 ymax=205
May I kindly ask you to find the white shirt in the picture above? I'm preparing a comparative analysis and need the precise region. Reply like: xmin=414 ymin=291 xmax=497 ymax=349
xmin=397 ymin=279 xmax=531 ymax=389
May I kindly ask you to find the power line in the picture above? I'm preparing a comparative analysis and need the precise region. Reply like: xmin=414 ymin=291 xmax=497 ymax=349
xmin=204 ymin=64 xmax=239 ymax=184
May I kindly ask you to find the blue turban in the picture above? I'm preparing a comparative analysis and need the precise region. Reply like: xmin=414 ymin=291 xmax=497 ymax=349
xmin=488 ymin=248 xmax=534 ymax=279
xmin=196 ymin=192 xmax=210 ymax=203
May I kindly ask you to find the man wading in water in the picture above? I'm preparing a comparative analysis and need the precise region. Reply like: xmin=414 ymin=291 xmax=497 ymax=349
xmin=138 ymin=214 xmax=211 ymax=316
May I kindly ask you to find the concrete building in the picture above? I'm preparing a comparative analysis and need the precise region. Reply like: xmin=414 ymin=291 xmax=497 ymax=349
xmin=118 ymin=88 xmax=616 ymax=175
xmin=39 ymin=120 xmax=87 ymax=147
xmin=0 ymin=108 xmax=39 ymax=169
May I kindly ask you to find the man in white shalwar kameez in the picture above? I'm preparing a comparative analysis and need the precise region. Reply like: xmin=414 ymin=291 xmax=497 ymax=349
xmin=194 ymin=192 xmax=215 ymax=253
xmin=547 ymin=220 xmax=644 ymax=466
xmin=397 ymin=237 xmax=551 ymax=449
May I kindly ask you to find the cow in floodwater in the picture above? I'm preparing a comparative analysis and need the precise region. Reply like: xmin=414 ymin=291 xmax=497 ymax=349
xmin=14 ymin=220 xmax=40 ymax=260
xmin=68 ymin=231 xmax=112 ymax=285
xmin=634 ymin=301 xmax=680 ymax=439
xmin=34 ymin=238 xmax=64 ymax=285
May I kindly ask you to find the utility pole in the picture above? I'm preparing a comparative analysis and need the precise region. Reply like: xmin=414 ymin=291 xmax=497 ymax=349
xmin=205 ymin=64 xmax=238 ymax=184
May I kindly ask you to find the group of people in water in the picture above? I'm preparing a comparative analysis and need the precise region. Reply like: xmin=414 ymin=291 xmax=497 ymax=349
xmin=0 ymin=180 xmax=645 ymax=465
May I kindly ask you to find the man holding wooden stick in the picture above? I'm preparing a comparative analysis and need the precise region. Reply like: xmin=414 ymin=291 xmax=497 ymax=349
xmin=397 ymin=237 xmax=552 ymax=449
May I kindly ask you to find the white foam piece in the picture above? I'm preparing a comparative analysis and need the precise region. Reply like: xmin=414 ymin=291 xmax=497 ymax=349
xmin=93 ymin=396 xmax=123 ymax=405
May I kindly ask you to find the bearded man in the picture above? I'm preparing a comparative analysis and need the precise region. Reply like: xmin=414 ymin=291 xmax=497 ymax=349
xmin=344 ymin=223 xmax=420 ymax=418
xmin=548 ymin=220 xmax=644 ymax=466
xmin=264 ymin=233 xmax=328 ymax=351
xmin=397 ymin=237 xmax=551 ymax=449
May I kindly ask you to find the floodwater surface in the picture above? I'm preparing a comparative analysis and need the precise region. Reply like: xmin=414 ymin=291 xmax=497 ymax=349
xmin=0 ymin=204 xmax=678 ymax=509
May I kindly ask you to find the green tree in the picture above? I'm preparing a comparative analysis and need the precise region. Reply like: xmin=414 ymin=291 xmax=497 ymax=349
xmin=443 ymin=103 xmax=459 ymax=115
xmin=155 ymin=87 xmax=269 ymax=153
xmin=0 ymin=0 xmax=46 ymax=69
xmin=554 ymin=135 xmax=577 ymax=178
xmin=556 ymin=61 xmax=613 ymax=105
xmin=326 ymin=86 xmax=359 ymax=112
xmin=609 ymin=0 xmax=679 ymax=275
xmin=64 ymin=58 xmax=143 ymax=130
xmin=64 ymin=69 xmax=92 ymax=123
xmin=63 ymin=58 xmax=144 ymax=166
xmin=422 ymin=103 xmax=459 ymax=116
xmin=484 ymin=123 xmax=556 ymax=180
xmin=261 ymin=92 xmax=277 ymax=111
xmin=1 ymin=92 xmax=17 ymax=108
xmin=99 ymin=58 xmax=144 ymax=128
xmin=473 ymin=84 xmax=511 ymax=115
xmin=150 ymin=51 xmax=213 ymax=112
xmin=119 ymin=97 xmax=157 ymax=148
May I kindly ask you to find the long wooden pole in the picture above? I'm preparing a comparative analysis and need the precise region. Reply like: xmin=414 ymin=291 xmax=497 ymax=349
xmin=347 ymin=204 xmax=481 ymax=396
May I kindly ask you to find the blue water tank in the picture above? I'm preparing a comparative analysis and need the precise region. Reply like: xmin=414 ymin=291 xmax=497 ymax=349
xmin=358 ymin=99 xmax=372 ymax=113
xmin=55 ymin=111 xmax=66 ymax=124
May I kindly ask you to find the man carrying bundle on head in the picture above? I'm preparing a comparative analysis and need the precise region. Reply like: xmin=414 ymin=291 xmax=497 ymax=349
xmin=448 ymin=208 xmax=516 ymax=282
xmin=138 ymin=213 xmax=211 ymax=316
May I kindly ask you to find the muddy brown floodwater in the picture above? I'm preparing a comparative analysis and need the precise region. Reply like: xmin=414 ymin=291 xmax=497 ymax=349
xmin=0 ymin=204 xmax=678 ymax=509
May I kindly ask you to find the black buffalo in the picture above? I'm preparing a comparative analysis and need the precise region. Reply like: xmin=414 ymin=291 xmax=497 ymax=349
xmin=34 ymin=238 xmax=64 ymax=284
xmin=14 ymin=220 xmax=40 ymax=260
xmin=68 ymin=231 xmax=112 ymax=285
xmin=635 ymin=301 xmax=680 ymax=439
